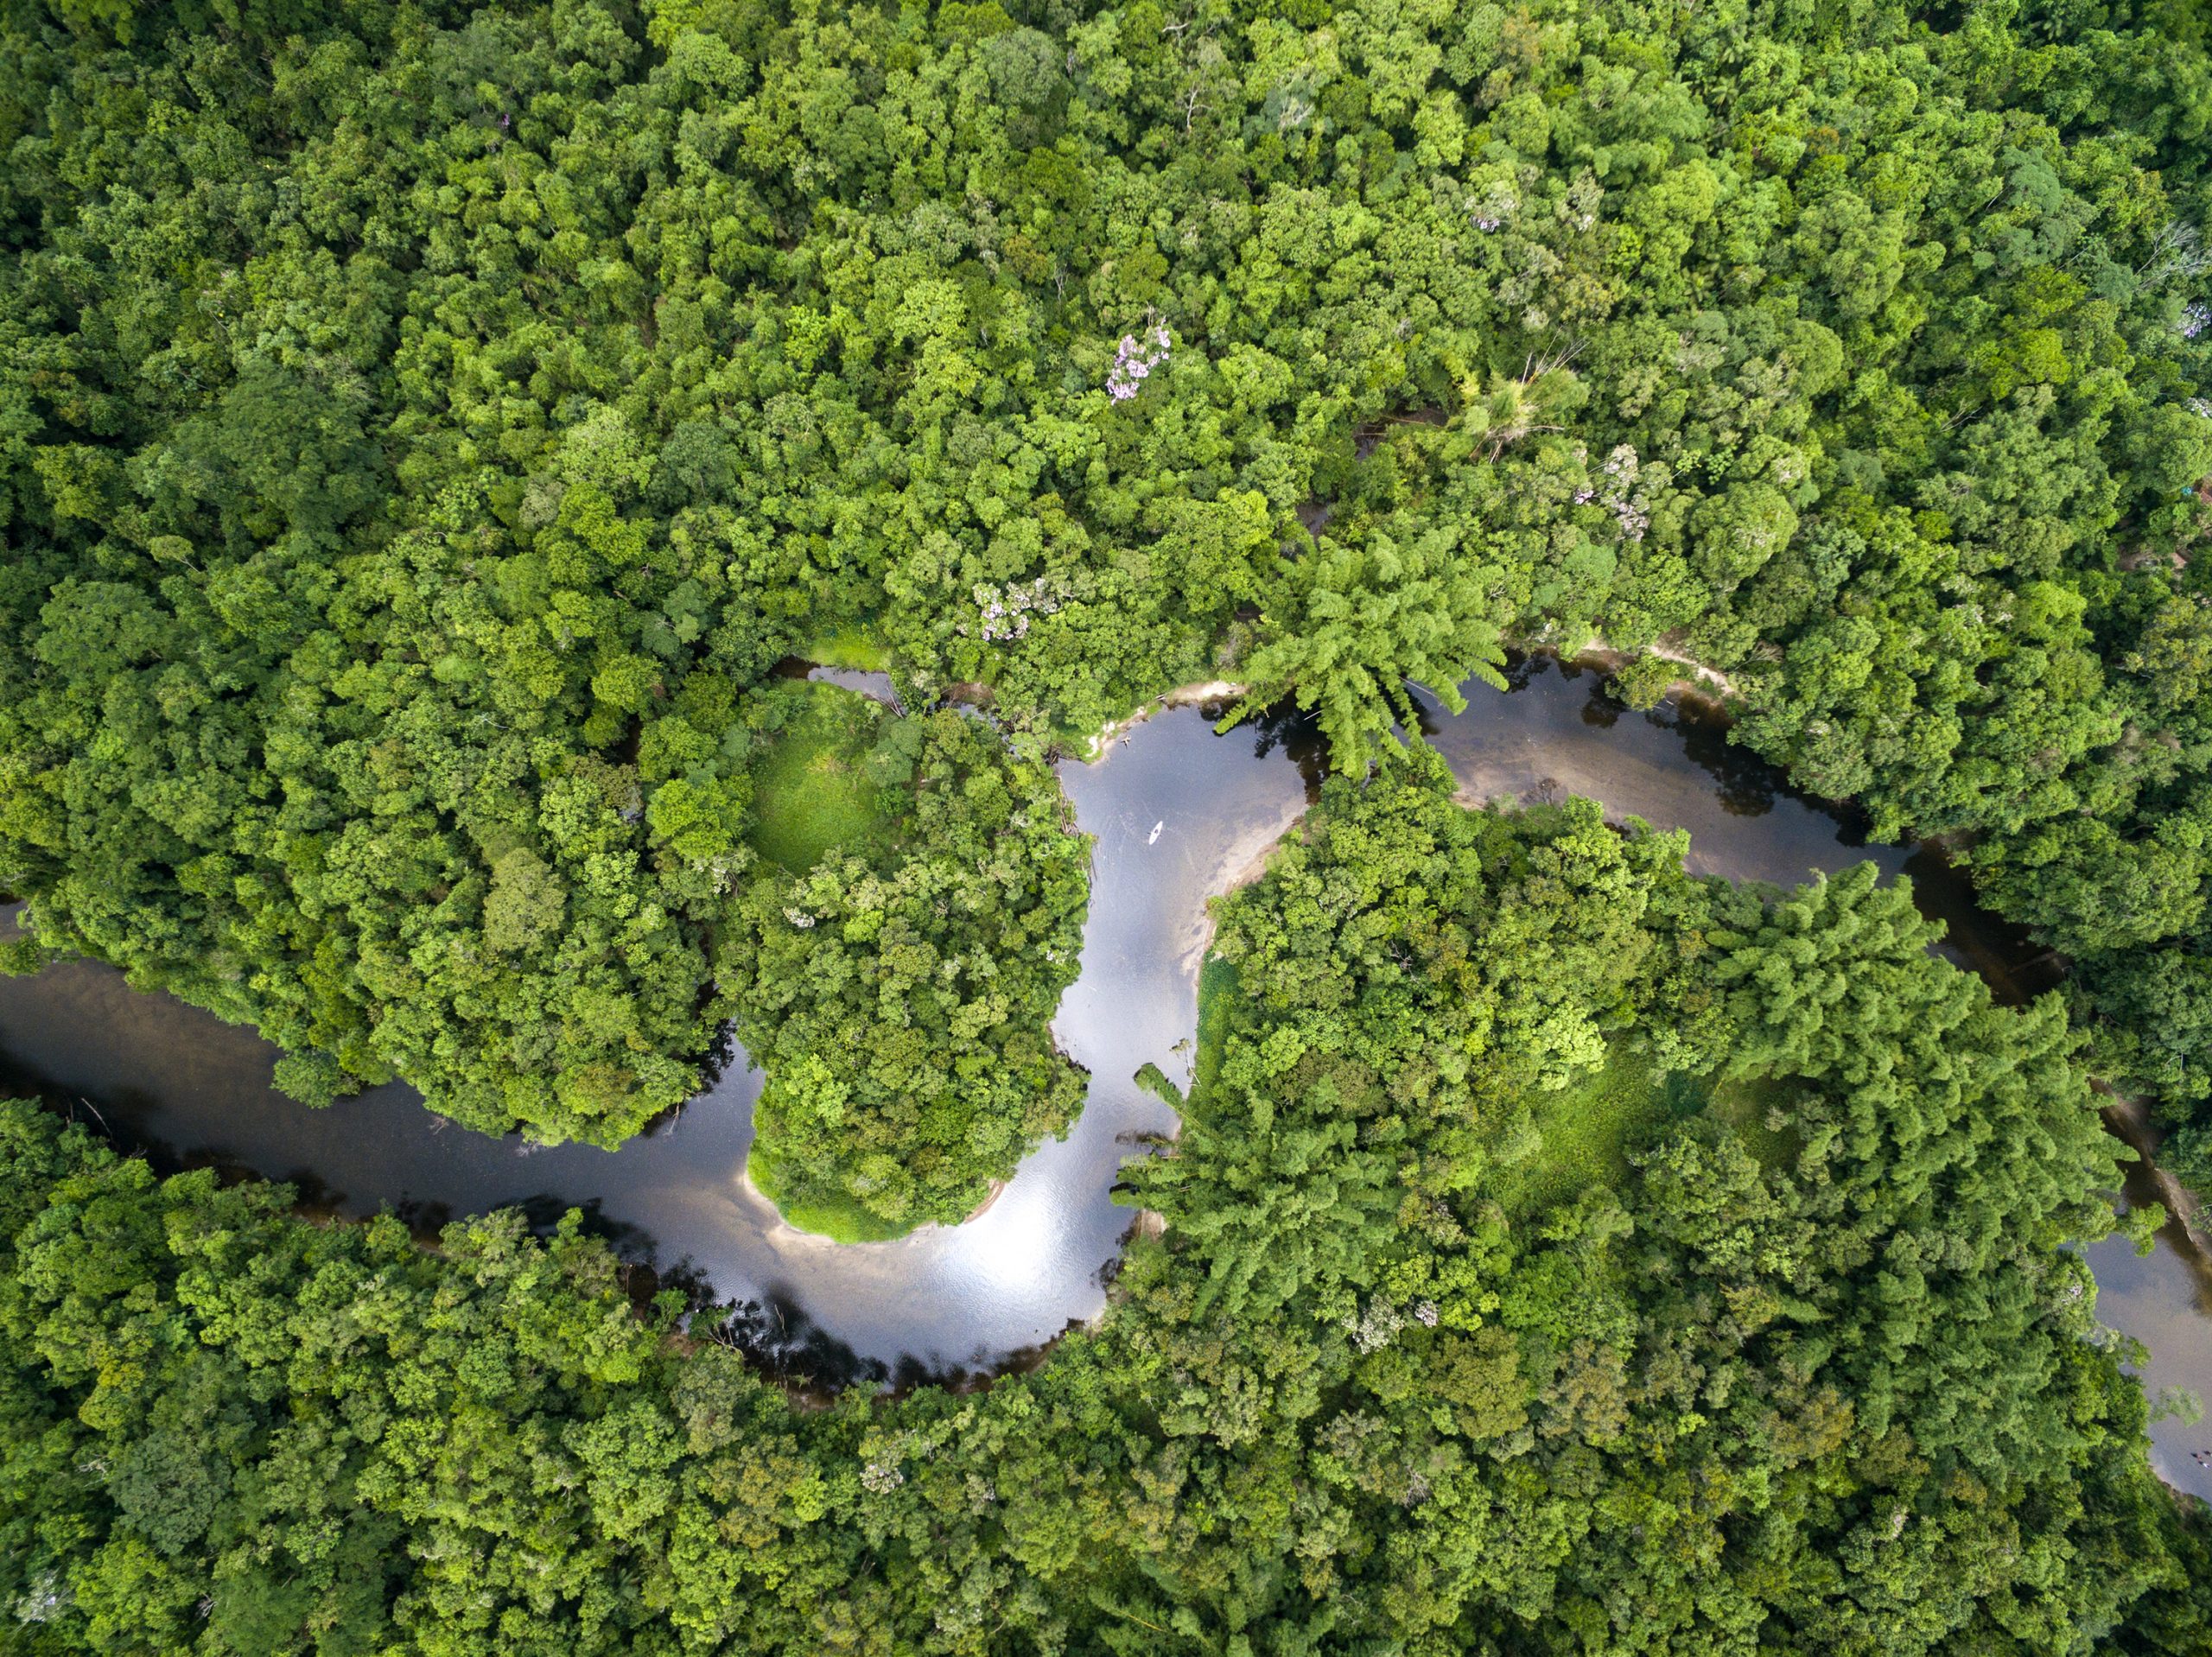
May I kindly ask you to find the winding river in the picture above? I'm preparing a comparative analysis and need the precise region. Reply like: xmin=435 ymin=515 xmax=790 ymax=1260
xmin=3 ymin=657 xmax=2209 ymax=1492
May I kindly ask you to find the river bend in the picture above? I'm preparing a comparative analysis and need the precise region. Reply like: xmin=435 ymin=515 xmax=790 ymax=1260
xmin=2 ymin=657 xmax=2207 ymax=1494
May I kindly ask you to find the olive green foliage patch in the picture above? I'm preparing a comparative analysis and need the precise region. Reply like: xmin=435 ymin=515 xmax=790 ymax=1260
xmin=1705 ymin=1067 xmax=1800 ymax=1174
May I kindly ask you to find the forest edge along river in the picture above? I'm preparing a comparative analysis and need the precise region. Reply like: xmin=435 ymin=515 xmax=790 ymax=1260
xmin=3 ymin=655 xmax=2209 ymax=1494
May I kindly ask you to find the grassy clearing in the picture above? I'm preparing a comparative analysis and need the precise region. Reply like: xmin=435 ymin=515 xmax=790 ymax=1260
xmin=1706 ymin=1069 xmax=1796 ymax=1171
xmin=1192 ymin=955 xmax=1240 ymax=1108
xmin=1497 ymin=1042 xmax=1678 ymax=1216
xmin=747 ymin=1141 xmax=917 ymax=1243
xmin=1496 ymin=1040 xmax=1802 ymax=1216
xmin=747 ymin=684 xmax=891 ymax=873
xmin=800 ymin=626 xmax=893 ymax=672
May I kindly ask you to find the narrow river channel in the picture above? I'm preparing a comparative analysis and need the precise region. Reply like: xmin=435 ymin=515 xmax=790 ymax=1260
xmin=2 ymin=656 xmax=2208 ymax=1493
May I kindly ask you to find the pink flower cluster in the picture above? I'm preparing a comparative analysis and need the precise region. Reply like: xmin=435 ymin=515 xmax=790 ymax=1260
xmin=1107 ymin=326 xmax=1172 ymax=401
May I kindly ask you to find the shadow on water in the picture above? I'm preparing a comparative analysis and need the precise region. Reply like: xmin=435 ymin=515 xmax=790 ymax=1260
xmin=706 ymin=1288 xmax=892 ymax=1391
xmin=770 ymin=656 xmax=903 ymax=710
xmin=0 ymin=657 xmax=2192 ymax=1436
xmin=1236 ymin=697 xmax=1328 ymax=786
xmin=1649 ymin=689 xmax=1783 ymax=820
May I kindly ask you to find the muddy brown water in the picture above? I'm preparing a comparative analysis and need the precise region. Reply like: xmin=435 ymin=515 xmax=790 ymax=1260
xmin=1 ymin=657 xmax=2204 ymax=1482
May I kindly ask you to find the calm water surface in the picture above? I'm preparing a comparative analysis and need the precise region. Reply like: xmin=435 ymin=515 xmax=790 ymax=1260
xmin=0 ymin=697 xmax=1323 ymax=1387
xmin=2 ymin=657 xmax=2205 ymax=1470
xmin=2082 ymin=1126 xmax=2212 ymax=1503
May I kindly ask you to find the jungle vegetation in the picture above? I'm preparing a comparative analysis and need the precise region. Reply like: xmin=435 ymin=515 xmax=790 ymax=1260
xmin=3 ymin=761 xmax=2207 ymax=1652
xmin=6 ymin=0 xmax=2212 ymax=1647
xmin=5 ymin=0 xmax=2212 ymax=1152
xmin=730 ymin=683 xmax=1090 ymax=1235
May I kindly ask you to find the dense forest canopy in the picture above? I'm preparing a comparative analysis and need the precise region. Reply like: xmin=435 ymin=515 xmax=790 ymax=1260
xmin=5 ymin=0 xmax=2212 ymax=1163
xmin=3 ymin=0 xmax=2212 ymax=1147
xmin=8 ymin=0 xmax=2212 ymax=1647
